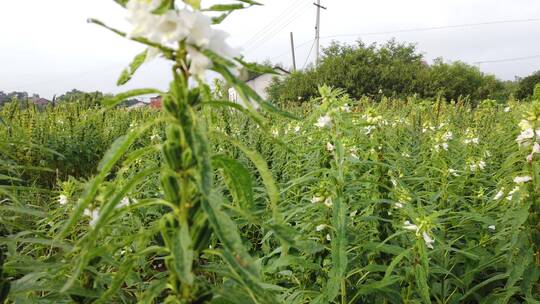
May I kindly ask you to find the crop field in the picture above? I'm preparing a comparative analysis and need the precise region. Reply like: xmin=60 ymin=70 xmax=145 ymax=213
xmin=1 ymin=87 xmax=539 ymax=303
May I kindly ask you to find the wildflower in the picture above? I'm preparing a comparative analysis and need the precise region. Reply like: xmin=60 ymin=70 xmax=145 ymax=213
xmin=316 ymin=224 xmax=326 ymax=232
xmin=125 ymin=1 xmax=239 ymax=79
xmin=394 ymin=202 xmax=404 ymax=209
xmin=326 ymin=234 xmax=331 ymax=241
xmin=294 ymin=126 xmax=301 ymax=133
xmin=422 ymin=232 xmax=435 ymax=249
xmin=315 ymin=114 xmax=332 ymax=128
xmin=58 ymin=195 xmax=68 ymax=206
xmin=403 ymin=221 xmax=419 ymax=232
xmin=488 ymin=225 xmax=496 ymax=231
xmin=527 ymin=142 xmax=540 ymax=162
xmin=118 ymin=197 xmax=131 ymax=209
xmin=463 ymin=138 xmax=479 ymax=145
xmin=469 ymin=160 xmax=486 ymax=171
xmin=507 ymin=186 xmax=519 ymax=200
xmin=271 ymin=129 xmax=279 ymax=137
xmin=311 ymin=196 xmax=324 ymax=204
xmin=449 ymin=169 xmax=459 ymax=177
xmin=401 ymin=152 xmax=410 ymax=158
xmin=364 ymin=125 xmax=376 ymax=135
xmin=340 ymin=104 xmax=351 ymax=113
xmin=324 ymin=197 xmax=333 ymax=207
xmin=516 ymin=128 xmax=535 ymax=146
xmin=84 ymin=208 xmax=100 ymax=228
xmin=514 ymin=176 xmax=532 ymax=184
xmin=494 ymin=190 xmax=504 ymax=200
xmin=504 ymin=107 xmax=510 ymax=113
xmin=442 ymin=131 xmax=453 ymax=141
xmin=326 ymin=142 xmax=335 ymax=152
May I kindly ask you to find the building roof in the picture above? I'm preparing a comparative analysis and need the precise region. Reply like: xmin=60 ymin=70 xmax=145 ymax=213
xmin=246 ymin=66 xmax=290 ymax=82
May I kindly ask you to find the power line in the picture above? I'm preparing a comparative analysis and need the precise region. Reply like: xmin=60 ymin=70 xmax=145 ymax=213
xmin=243 ymin=0 xmax=309 ymax=50
xmin=269 ymin=17 xmax=540 ymax=67
xmin=474 ymin=54 xmax=540 ymax=64
xmin=302 ymin=40 xmax=316 ymax=70
xmin=246 ymin=2 xmax=312 ymax=53
xmin=320 ymin=17 xmax=540 ymax=40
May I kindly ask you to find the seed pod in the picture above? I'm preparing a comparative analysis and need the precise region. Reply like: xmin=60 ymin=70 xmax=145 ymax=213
xmin=161 ymin=173 xmax=181 ymax=206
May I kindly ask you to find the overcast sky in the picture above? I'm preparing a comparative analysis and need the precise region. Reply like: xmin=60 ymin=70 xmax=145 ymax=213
xmin=1 ymin=0 xmax=540 ymax=99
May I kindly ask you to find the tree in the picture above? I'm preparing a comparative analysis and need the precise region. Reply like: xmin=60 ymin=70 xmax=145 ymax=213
xmin=268 ymin=40 xmax=508 ymax=104
xmin=516 ymin=71 xmax=540 ymax=100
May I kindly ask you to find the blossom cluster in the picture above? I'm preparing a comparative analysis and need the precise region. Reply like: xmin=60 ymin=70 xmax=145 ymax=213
xmin=125 ymin=0 xmax=239 ymax=79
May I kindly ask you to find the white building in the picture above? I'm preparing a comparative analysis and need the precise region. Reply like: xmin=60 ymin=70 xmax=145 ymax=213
xmin=229 ymin=66 xmax=289 ymax=102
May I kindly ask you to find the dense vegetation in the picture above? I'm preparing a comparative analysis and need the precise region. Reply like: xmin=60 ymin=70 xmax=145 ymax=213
xmin=1 ymin=89 xmax=540 ymax=303
xmin=267 ymin=41 xmax=531 ymax=105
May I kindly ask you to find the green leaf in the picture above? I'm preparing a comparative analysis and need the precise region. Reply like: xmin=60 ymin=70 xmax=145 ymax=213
xmin=117 ymin=49 xmax=148 ymax=86
xmin=219 ymin=137 xmax=280 ymax=221
xmin=183 ymin=0 xmax=201 ymax=9
xmin=212 ymin=155 xmax=254 ymax=210
xmin=202 ymin=192 xmax=277 ymax=303
xmin=168 ymin=221 xmax=195 ymax=285
xmin=203 ymin=4 xmax=244 ymax=11
xmin=152 ymin=0 xmax=174 ymax=14
xmin=325 ymin=196 xmax=348 ymax=302
xmin=140 ymin=278 xmax=168 ymax=304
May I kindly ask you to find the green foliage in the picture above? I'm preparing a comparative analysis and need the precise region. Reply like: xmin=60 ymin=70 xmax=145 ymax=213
xmin=268 ymin=40 xmax=509 ymax=104
xmin=2 ymin=89 xmax=540 ymax=302
xmin=516 ymin=70 xmax=540 ymax=100
xmin=534 ymin=83 xmax=540 ymax=101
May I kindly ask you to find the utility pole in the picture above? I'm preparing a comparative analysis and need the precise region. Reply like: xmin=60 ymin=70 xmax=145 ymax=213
xmin=290 ymin=32 xmax=297 ymax=72
xmin=314 ymin=0 xmax=327 ymax=66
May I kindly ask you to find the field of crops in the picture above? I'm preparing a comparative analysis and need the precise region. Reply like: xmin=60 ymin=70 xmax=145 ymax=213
xmin=1 ymin=88 xmax=540 ymax=303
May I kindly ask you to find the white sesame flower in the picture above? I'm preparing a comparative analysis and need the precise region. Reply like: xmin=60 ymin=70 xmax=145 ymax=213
xmin=350 ymin=210 xmax=358 ymax=217
xmin=442 ymin=131 xmax=453 ymax=141
xmin=403 ymin=221 xmax=419 ymax=232
xmin=271 ymin=129 xmax=279 ymax=137
xmin=507 ymin=186 xmax=519 ymax=200
xmin=449 ymin=169 xmax=459 ymax=177
xmin=394 ymin=202 xmax=404 ymax=209
xmin=326 ymin=142 xmax=335 ymax=152
xmin=463 ymin=138 xmax=479 ymax=145
xmin=118 ymin=197 xmax=131 ymax=209
xmin=315 ymin=114 xmax=332 ymax=128
xmin=422 ymin=232 xmax=435 ymax=249
xmin=340 ymin=104 xmax=351 ymax=113
xmin=504 ymin=107 xmax=510 ymax=113
xmin=494 ymin=190 xmax=504 ymax=200
xmin=532 ymin=142 xmax=540 ymax=154
xmin=364 ymin=125 xmax=376 ymax=135
xmin=58 ymin=195 xmax=68 ymax=206
xmin=187 ymin=47 xmax=212 ymax=79
xmin=326 ymin=234 xmax=331 ymax=241
xmin=514 ymin=176 xmax=532 ymax=184
xmin=316 ymin=224 xmax=326 ymax=232
xmin=311 ymin=196 xmax=324 ymax=204
xmin=294 ymin=126 xmax=301 ymax=133
xmin=84 ymin=208 xmax=100 ymax=228
xmin=516 ymin=128 xmax=535 ymax=146
xmin=488 ymin=225 xmax=496 ymax=231
xmin=324 ymin=197 xmax=333 ymax=207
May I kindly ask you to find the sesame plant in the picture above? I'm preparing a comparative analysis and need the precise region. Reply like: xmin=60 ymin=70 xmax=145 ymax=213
xmin=1 ymin=2 xmax=540 ymax=303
